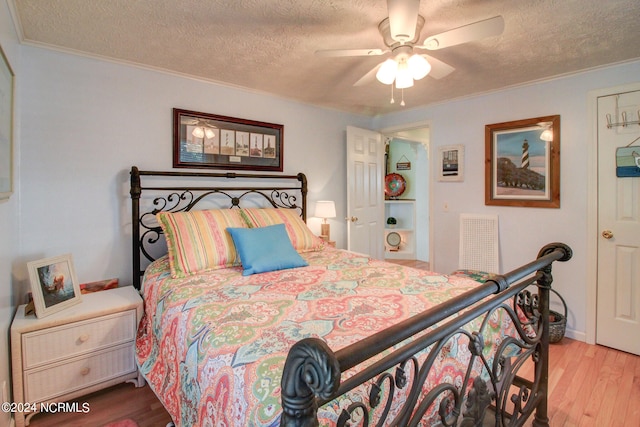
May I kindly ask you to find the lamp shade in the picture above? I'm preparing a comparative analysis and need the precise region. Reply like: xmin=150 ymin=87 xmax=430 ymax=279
xmin=395 ymin=62 xmax=414 ymax=89
xmin=204 ymin=128 xmax=216 ymax=139
xmin=192 ymin=127 xmax=205 ymax=138
xmin=376 ymin=59 xmax=398 ymax=85
xmin=314 ymin=200 xmax=336 ymax=219
xmin=408 ymin=54 xmax=431 ymax=80
xmin=540 ymin=129 xmax=553 ymax=141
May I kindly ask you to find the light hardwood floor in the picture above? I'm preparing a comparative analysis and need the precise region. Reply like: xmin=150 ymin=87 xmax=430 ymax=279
xmin=25 ymin=259 xmax=640 ymax=426
xmin=523 ymin=339 xmax=640 ymax=426
xmin=26 ymin=381 xmax=172 ymax=427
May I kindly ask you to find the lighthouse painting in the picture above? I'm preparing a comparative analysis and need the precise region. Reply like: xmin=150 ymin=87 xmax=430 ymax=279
xmin=485 ymin=115 xmax=560 ymax=208
xmin=495 ymin=129 xmax=547 ymax=197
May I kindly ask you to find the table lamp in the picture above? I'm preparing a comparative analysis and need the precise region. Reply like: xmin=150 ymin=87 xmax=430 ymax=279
xmin=315 ymin=200 xmax=336 ymax=241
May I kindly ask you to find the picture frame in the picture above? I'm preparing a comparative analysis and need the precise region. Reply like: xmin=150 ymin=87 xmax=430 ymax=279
xmin=485 ymin=115 xmax=560 ymax=208
xmin=0 ymin=44 xmax=14 ymax=200
xmin=173 ymin=108 xmax=283 ymax=171
xmin=437 ymin=144 xmax=464 ymax=182
xmin=28 ymin=254 xmax=82 ymax=318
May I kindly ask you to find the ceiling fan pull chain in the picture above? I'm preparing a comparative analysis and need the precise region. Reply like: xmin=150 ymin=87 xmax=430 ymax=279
xmin=390 ymin=84 xmax=395 ymax=104
xmin=400 ymin=88 xmax=406 ymax=106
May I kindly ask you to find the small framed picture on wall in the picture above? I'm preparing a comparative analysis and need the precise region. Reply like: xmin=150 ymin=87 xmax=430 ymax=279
xmin=437 ymin=144 xmax=464 ymax=182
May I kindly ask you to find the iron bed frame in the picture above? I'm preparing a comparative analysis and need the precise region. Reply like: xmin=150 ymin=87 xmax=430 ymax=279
xmin=130 ymin=165 xmax=308 ymax=290
xmin=129 ymin=166 xmax=572 ymax=427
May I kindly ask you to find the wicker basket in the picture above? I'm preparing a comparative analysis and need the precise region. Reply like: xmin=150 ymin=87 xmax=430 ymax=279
xmin=549 ymin=288 xmax=567 ymax=343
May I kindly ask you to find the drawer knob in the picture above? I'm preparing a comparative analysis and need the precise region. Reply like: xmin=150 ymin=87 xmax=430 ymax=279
xmin=80 ymin=367 xmax=91 ymax=376
xmin=78 ymin=334 xmax=89 ymax=343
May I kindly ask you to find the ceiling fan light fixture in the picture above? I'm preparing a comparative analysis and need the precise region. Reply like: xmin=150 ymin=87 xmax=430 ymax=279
xmin=204 ymin=128 xmax=216 ymax=139
xmin=540 ymin=129 xmax=553 ymax=141
xmin=538 ymin=121 xmax=553 ymax=141
xmin=408 ymin=54 xmax=431 ymax=80
xmin=376 ymin=59 xmax=398 ymax=85
xmin=192 ymin=127 xmax=205 ymax=138
xmin=395 ymin=62 xmax=414 ymax=89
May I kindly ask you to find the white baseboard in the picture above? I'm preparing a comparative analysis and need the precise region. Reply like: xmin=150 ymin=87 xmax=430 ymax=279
xmin=563 ymin=328 xmax=586 ymax=342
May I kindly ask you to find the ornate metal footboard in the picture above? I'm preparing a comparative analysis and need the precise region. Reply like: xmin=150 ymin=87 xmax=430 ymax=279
xmin=280 ymin=243 xmax=572 ymax=427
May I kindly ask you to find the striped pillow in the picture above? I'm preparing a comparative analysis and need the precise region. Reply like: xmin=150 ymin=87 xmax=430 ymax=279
xmin=239 ymin=208 xmax=324 ymax=252
xmin=156 ymin=209 xmax=250 ymax=278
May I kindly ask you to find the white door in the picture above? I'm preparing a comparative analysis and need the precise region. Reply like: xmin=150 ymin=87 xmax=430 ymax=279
xmin=346 ymin=126 xmax=385 ymax=258
xmin=596 ymin=90 xmax=640 ymax=355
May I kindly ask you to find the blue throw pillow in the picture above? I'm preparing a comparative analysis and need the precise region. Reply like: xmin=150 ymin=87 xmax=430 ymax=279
xmin=227 ymin=223 xmax=308 ymax=276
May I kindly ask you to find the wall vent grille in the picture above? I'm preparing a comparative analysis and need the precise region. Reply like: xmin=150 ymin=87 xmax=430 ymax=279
xmin=459 ymin=214 xmax=499 ymax=273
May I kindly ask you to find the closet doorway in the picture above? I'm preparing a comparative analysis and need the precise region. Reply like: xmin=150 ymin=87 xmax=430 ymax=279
xmin=382 ymin=124 xmax=431 ymax=266
xmin=345 ymin=124 xmax=430 ymax=265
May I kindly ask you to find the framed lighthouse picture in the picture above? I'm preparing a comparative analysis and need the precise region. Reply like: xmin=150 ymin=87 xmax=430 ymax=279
xmin=485 ymin=115 xmax=560 ymax=208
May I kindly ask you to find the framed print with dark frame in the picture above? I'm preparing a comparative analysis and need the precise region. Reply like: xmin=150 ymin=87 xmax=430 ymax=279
xmin=485 ymin=115 xmax=560 ymax=208
xmin=173 ymin=108 xmax=283 ymax=171
xmin=437 ymin=144 xmax=464 ymax=182
xmin=27 ymin=254 xmax=82 ymax=318
xmin=0 ymin=44 xmax=14 ymax=200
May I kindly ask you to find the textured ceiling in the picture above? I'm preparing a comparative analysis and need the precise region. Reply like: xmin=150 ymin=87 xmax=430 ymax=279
xmin=10 ymin=0 xmax=640 ymax=116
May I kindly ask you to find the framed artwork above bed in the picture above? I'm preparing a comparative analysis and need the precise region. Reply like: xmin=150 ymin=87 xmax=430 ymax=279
xmin=173 ymin=108 xmax=283 ymax=171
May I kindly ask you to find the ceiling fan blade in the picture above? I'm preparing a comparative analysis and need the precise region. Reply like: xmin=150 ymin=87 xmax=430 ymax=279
xmin=315 ymin=48 xmax=386 ymax=57
xmin=420 ymin=54 xmax=455 ymax=79
xmin=387 ymin=0 xmax=420 ymax=42
xmin=353 ymin=62 xmax=384 ymax=87
xmin=418 ymin=15 xmax=504 ymax=50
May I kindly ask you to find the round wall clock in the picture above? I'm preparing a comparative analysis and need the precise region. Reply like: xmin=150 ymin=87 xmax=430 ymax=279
xmin=386 ymin=231 xmax=401 ymax=250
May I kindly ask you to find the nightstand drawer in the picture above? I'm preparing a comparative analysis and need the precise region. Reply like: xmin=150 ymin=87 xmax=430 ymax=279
xmin=24 ymin=343 xmax=136 ymax=403
xmin=22 ymin=310 xmax=136 ymax=369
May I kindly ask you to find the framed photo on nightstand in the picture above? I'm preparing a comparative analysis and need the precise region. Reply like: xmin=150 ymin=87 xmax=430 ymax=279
xmin=27 ymin=254 xmax=82 ymax=318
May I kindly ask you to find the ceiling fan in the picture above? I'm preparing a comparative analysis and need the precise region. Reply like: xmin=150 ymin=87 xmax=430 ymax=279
xmin=316 ymin=0 xmax=504 ymax=102
xmin=182 ymin=117 xmax=218 ymax=139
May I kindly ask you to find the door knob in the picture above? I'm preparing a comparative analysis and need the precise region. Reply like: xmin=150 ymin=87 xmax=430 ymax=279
xmin=602 ymin=230 xmax=614 ymax=239
xmin=345 ymin=216 xmax=358 ymax=222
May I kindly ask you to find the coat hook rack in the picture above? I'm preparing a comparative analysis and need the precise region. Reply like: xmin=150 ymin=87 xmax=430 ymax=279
xmin=606 ymin=110 xmax=640 ymax=129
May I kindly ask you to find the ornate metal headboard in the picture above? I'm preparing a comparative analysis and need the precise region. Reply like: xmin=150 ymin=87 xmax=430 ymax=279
xmin=129 ymin=166 xmax=308 ymax=289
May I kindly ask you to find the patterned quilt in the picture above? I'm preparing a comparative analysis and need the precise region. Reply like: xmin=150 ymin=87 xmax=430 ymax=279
xmin=136 ymin=248 xmax=507 ymax=426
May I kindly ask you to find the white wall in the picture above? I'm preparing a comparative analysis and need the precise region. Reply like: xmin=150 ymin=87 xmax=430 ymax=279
xmin=15 ymin=45 xmax=370 ymax=301
xmin=375 ymin=60 xmax=640 ymax=340
xmin=0 ymin=0 xmax=20 ymax=419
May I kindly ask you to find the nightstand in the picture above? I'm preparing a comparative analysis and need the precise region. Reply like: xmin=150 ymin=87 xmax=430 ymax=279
xmin=11 ymin=286 xmax=144 ymax=427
